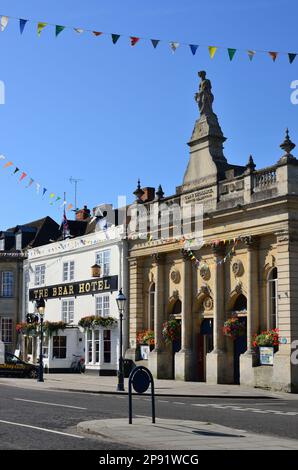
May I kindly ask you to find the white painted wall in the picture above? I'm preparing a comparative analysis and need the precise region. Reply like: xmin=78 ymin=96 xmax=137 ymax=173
xmin=27 ymin=225 xmax=128 ymax=372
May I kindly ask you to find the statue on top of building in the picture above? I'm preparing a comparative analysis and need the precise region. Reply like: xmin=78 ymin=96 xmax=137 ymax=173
xmin=195 ymin=71 xmax=214 ymax=116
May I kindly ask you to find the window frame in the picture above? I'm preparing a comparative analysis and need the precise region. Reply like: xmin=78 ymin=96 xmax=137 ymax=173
xmin=63 ymin=260 xmax=75 ymax=282
xmin=1 ymin=271 xmax=14 ymax=298
xmin=1 ymin=317 xmax=13 ymax=344
xmin=61 ymin=298 xmax=75 ymax=324
xmin=95 ymin=250 xmax=111 ymax=277
xmin=95 ymin=294 xmax=110 ymax=317
xmin=35 ymin=264 xmax=46 ymax=286
xmin=52 ymin=335 xmax=67 ymax=359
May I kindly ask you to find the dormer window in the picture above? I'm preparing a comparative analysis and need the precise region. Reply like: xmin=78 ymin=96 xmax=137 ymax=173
xmin=16 ymin=233 xmax=22 ymax=251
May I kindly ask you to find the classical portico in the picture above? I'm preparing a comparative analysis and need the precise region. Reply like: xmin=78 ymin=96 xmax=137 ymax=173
xmin=126 ymin=72 xmax=298 ymax=392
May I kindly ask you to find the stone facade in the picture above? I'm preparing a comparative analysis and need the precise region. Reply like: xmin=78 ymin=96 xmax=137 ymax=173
xmin=126 ymin=72 xmax=298 ymax=393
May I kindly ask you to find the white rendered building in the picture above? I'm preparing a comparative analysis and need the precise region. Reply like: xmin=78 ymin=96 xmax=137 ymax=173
xmin=25 ymin=207 xmax=128 ymax=375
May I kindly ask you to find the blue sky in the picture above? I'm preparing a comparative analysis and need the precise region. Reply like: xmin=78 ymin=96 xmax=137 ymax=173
xmin=0 ymin=0 xmax=298 ymax=228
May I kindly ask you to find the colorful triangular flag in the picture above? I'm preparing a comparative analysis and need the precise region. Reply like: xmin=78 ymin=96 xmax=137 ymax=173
xmin=66 ymin=203 xmax=73 ymax=211
xmin=36 ymin=183 xmax=41 ymax=194
xmin=19 ymin=172 xmax=27 ymax=182
xmin=228 ymin=48 xmax=236 ymax=61
xmin=0 ymin=16 xmax=9 ymax=32
xmin=74 ymin=28 xmax=84 ymax=34
xmin=92 ymin=31 xmax=102 ymax=37
xmin=37 ymin=22 xmax=47 ymax=36
xmin=208 ymin=46 xmax=217 ymax=59
xmin=269 ymin=51 xmax=278 ymax=62
xmin=27 ymin=178 xmax=34 ymax=188
xmin=3 ymin=161 xmax=13 ymax=169
xmin=130 ymin=36 xmax=140 ymax=46
xmin=111 ymin=34 xmax=120 ymax=44
xmin=42 ymin=188 xmax=47 ymax=197
xmin=189 ymin=44 xmax=199 ymax=55
xmin=151 ymin=39 xmax=160 ymax=49
xmin=247 ymin=50 xmax=256 ymax=61
xmin=170 ymin=42 xmax=180 ymax=53
xmin=20 ymin=19 xmax=28 ymax=34
xmin=288 ymin=53 xmax=297 ymax=64
xmin=0 ymin=155 xmax=5 ymax=160
xmin=13 ymin=167 xmax=20 ymax=175
xmin=56 ymin=25 xmax=65 ymax=37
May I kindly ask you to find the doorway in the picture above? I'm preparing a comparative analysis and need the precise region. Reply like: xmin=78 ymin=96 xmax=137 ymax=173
xmin=197 ymin=318 xmax=213 ymax=381
xmin=233 ymin=317 xmax=247 ymax=384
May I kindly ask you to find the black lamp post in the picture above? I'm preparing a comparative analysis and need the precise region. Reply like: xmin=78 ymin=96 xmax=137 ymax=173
xmin=36 ymin=296 xmax=45 ymax=383
xmin=116 ymin=288 xmax=126 ymax=392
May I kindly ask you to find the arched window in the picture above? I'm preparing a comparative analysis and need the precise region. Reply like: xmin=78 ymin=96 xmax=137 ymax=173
xmin=172 ymin=299 xmax=182 ymax=315
xmin=268 ymin=267 xmax=278 ymax=329
xmin=148 ymin=283 xmax=155 ymax=330
xmin=233 ymin=294 xmax=247 ymax=313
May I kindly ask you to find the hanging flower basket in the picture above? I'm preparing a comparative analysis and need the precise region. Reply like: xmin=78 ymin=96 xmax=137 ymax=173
xmin=162 ymin=319 xmax=181 ymax=343
xmin=223 ymin=317 xmax=246 ymax=340
xmin=252 ymin=329 xmax=279 ymax=348
xmin=78 ymin=315 xmax=118 ymax=330
xmin=16 ymin=321 xmax=67 ymax=337
xmin=136 ymin=330 xmax=155 ymax=346
xmin=43 ymin=321 xmax=67 ymax=337
xmin=16 ymin=322 xmax=37 ymax=336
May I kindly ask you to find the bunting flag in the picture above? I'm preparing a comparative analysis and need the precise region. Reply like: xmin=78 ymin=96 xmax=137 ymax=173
xmin=111 ymin=34 xmax=120 ymax=44
xmin=288 ymin=53 xmax=297 ymax=64
xmin=269 ymin=51 xmax=278 ymax=62
xmin=66 ymin=203 xmax=73 ymax=211
xmin=130 ymin=36 xmax=140 ymax=46
xmin=36 ymin=183 xmax=41 ymax=194
xmin=248 ymin=50 xmax=256 ymax=61
xmin=13 ymin=167 xmax=20 ymax=175
xmin=19 ymin=19 xmax=28 ymax=34
xmin=19 ymin=172 xmax=27 ymax=182
xmin=228 ymin=48 xmax=236 ymax=61
xmin=49 ymin=192 xmax=55 ymax=199
xmin=0 ymin=155 xmax=5 ymax=160
xmin=151 ymin=39 xmax=160 ymax=49
xmin=27 ymin=178 xmax=34 ymax=188
xmin=3 ymin=161 xmax=13 ymax=169
xmin=0 ymin=16 xmax=9 ymax=31
xmin=55 ymin=196 xmax=62 ymax=202
xmin=42 ymin=188 xmax=47 ymax=197
xmin=55 ymin=25 xmax=65 ymax=37
xmin=0 ymin=13 xmax=297 ymax=64
xmin=189 ymin=44 xmax=199 ymax=55
xmin=170 ymin=42 xmax=180 ymax=53
xmin=37 ymin=22 xmax=47 ymax=36
xmin=208 ymin=46 xmax=217 ymax=59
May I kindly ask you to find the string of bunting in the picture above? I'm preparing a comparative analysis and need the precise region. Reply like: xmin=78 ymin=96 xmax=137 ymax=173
xmin=0 ymin=14 xmax=297 ymax=63
xmin=0 ymin=154 xmax=73 ymax=211
xmin=181 ymin=237 xmax=241 ymax=268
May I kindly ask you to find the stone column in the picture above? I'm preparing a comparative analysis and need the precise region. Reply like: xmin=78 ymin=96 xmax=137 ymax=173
xmin=240 ymin=237 xmax=259 ymax=386
xmin=149 ymin=254 xmax=172 ymax=379
xmin=272 ymin=230 xmax=298 ymax=392
xmin=175 ymin=256 xmax=193 ymax=381
xmin=206 ymin=246 xmax=231 ymax=383
xmin=125 ymin=257 xmax=144 ymax=361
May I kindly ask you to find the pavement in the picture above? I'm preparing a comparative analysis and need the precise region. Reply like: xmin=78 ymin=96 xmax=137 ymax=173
xmin=0 ymin=373 xmax=297 ymax=399
xmin=77 ymin=417 xmax=298 ymax=450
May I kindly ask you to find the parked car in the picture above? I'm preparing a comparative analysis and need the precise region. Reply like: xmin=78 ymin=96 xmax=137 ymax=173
xmin=0 ymin=352 xmax=38 ymax=378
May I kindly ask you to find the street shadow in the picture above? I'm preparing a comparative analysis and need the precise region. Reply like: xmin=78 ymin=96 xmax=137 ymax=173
xmin=192 ymin=430 xmax=245 ymax=438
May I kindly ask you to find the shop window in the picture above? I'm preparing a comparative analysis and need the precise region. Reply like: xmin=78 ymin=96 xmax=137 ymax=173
xmin=1 ymin=318 xmax=13 ymax=343
xmin=52 ymin=336 xmax=67 ymax=359
xmin=87 ymin=330 xmax=92 ymax=364
xmin=94 ymin=330 xmax=100 ymax=363
xmin=103 ymin=330 xmax=111 ymax=363
xmin=268 ymin=267 xmax=278 ymax=329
